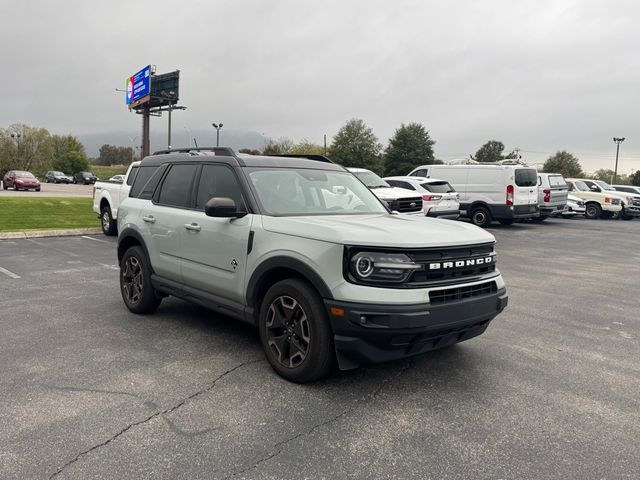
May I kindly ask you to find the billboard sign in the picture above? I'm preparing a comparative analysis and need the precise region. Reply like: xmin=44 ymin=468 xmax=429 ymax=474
xmin=125 ymin=65 xmax=151 ymax=105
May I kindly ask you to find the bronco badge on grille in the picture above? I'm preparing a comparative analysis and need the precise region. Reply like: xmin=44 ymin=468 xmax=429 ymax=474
xmin=428 ymin=255 xmax=494 ymax=270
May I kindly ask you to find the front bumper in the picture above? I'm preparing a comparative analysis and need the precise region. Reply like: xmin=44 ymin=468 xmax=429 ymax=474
xmin=325 ymin=286 xmax=508 ymax=368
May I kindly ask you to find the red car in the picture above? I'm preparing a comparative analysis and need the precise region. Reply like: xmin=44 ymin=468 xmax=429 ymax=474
xmin=2 ymin=170 xmax=41 ymax=191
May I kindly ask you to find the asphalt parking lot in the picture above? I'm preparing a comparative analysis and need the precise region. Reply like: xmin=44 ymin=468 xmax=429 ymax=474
xmin=0 ymin=183 xmax=93 ymax=198
xmin=0 ymin=217 xmax=638 ymax=479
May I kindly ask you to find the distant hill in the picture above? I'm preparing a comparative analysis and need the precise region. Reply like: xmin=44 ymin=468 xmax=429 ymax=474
xmin=77 ymin=129 xmax=268 ymax=158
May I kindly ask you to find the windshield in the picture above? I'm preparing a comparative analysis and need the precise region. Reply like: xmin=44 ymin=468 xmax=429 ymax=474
xmin=573 ymin=180 xmax=590 ymax=192
xmin=52 ymin=171 xmax=64 ymax=175
xmin=15 ymin=171 xmax=35 ymax=178
xmin=351 ymin=170 xmax=389 ymax=189
xmin=595 ymin=180 xmax=614 ymax=191
xmin=247 ymin=168 xmax=388 ymax=216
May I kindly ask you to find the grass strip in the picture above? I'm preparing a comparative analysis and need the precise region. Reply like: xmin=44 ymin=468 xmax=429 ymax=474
xmin=0 ymin=197 xmax=99 ymax=232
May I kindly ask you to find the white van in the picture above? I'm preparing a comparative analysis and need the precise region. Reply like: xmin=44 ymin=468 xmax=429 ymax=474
xmin=407 ymin=164 xmax=539 ymax=227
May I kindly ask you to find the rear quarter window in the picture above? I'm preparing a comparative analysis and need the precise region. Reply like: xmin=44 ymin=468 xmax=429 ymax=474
xmin=515 ymin=169 xmax=538 ymax=187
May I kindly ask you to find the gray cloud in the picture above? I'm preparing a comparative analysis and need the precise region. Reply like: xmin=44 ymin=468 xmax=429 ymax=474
xmin=1 ymin=0 xmax=639 ymax=172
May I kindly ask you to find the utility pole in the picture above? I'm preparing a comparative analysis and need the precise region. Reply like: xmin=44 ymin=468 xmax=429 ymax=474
xmin=613 ymin=137 xmax=625 ymax=184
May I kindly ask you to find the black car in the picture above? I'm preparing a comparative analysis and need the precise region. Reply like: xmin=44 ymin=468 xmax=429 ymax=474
xmin=73 ymin=171 xmax=98 ymax=184
xmin=45 ymin=171 xmax=73 ymax=183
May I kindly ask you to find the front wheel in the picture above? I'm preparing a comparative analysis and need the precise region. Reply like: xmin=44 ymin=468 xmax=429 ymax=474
xmin=584 ymin=203 xmax=602 ymax=219
xmin=259 ymin=279 xmax=335 ymax=383
xmin=100 ymin=206 xmax=117 ymax=236
xmin=120 ymin=246 xmax=161 ymax=314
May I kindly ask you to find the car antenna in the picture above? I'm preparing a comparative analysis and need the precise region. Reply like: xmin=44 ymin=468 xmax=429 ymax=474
xmin=193 ymin=138 xmax=200 ymax=151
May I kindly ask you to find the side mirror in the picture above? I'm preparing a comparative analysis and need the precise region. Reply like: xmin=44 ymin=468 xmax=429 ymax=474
xmin=204 ymin=197 xmax=247 ymax=218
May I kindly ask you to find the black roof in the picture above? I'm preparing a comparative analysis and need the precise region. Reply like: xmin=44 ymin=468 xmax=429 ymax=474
xmin=141 ymin=148 xmax=345 ymax=171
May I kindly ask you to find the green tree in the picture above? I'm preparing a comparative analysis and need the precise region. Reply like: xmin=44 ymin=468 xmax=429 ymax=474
xmin=474 ymin=140 xmax=505 ymax=163
xmin=328 ymin=119 xmax=382 ymax=172
xmin=262 ymin=137 xmax=294 ymax=155
xmin=97 ymin=144 xmax=134 ymax=166
xmin=54 ymin=150 xmax=89 ymax=174
xmin=630 ymin=170 xmax=640 ymax=186
xmin=383 ymin=123 xmax=435 ymax=176
xmin=0 ymin=124 xmax=53 ymax=174
xmin=238 ymin=148 xmax=261 ymax=155
xmin=592 ymin=169 xmax=616 ymax=182
xmin=289 ymin=139 xmax=325 ymax=156
xmin=543 ymin=151 xmax=583 ymax=177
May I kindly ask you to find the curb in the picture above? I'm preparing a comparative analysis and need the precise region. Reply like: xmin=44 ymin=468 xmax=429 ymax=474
xmin=0 ymin=227 xmax=103 ymax=240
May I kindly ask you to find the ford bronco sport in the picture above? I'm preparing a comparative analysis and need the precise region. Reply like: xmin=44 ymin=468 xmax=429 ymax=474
xmin=117 ymin=148 xmax=508 ymax=382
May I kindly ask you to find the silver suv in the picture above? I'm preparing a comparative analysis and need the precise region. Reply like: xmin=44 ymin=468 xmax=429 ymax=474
xmin=117 ymin=149 xmax=508 ymax=382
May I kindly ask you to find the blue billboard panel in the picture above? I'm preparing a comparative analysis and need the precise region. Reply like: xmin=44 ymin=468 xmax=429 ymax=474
xmin=125 ymin=65 xmax=151 ymax=105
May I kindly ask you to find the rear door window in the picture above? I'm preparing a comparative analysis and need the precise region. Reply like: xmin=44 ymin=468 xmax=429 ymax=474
xmin=548 ymin=175 xmax=567 ymax=188
xmin=421 ymin=181 xmax=454 ymax=193
xmin=515 ymin=169 xmax=538 ymax=187
xmin=157 ymin=164 xmax=198 ymax=208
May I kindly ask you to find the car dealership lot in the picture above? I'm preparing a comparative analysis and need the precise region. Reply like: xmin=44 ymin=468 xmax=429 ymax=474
xmin=0 ymin=218 xmax=638 ymax=479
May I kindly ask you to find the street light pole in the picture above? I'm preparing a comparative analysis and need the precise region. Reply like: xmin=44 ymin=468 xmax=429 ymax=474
xmin=212 ymin=123 xmax=223 ymax=147
xmin=127 ymin=135 xmax=138 ymax=162
xmin=613 ymin=137 xmax=625 ymax=184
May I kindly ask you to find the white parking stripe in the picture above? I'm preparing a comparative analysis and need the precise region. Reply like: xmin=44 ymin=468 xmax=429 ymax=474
xmin=0 ymin=266 xmax=20 ymax=279
xmin=81 ymin=236 xmax=110 ymax=244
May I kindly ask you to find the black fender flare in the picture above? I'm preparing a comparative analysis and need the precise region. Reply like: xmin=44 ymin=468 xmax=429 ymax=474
xmin=117 ymin=228 xmax=152 ymax=270
xmin=246 ymin=256 xmax=334 ymax=310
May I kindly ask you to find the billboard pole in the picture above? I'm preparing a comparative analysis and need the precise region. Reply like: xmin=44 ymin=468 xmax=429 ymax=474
xmin=142 ymin=103 xmax=150 ymax=158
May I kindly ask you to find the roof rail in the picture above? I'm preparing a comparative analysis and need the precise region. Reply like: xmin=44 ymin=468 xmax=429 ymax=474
xmin=152 ymin=147 xmax=236 ymax=156
xmin=263 ymin=153 xmax=334 ymax=164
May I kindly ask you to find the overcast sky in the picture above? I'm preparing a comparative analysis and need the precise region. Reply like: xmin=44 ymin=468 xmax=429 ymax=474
xmin=1 ymin=0 xmax=639 ymax=172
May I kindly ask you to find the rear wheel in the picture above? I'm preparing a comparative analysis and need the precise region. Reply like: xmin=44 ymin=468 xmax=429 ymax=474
xmin=584 ymin=203 xmax=601 ymax=219
xmin=259 ymin=278 xmax=335 ymax=383
xmin=120 ymin=246 xmax=161 ymax=314
xmin=470 ymin=207 xmax=491 ymax=227
xmin=100 ymin=206 xmax=117 ymax=236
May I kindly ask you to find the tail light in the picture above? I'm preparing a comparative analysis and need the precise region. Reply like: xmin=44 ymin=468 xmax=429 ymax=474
xmin=543 ymin=189 xmax=551 ymax=202
xmin=422 ymin=195 xmax=442 ymax=201
xmin=506 ymin=185 xmax=514 ymax=206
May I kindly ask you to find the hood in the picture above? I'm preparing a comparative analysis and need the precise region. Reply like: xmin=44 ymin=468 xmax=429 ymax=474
xmin=369 ymin=186 xmax=421 ymax=201
xmin=261 ymin=214 xmax=494 ymax=248
xmin=15 ymin=177 xmax=39 ymax=184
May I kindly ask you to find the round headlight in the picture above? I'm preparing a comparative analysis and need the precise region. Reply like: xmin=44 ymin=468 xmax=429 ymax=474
xmin=354 ymin=255 xmax=374 ymax=278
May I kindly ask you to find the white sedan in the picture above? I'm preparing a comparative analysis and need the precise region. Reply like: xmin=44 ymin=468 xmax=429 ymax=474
xmin=384 ymin=176 xmax=460 ymax=219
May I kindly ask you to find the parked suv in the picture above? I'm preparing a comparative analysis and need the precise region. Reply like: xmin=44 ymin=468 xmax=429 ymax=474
xmin=74 ymin=171 xmax=98 ymax=184
xmin=346 ymin=168 xmax=423 ymax=214
xmin=117 ymin=149 xmax=508 ymax=382
xmin=45 ymin=171 xmax=73 ymax=183
xmin=384 ymin=176 xmax=460 ymax=219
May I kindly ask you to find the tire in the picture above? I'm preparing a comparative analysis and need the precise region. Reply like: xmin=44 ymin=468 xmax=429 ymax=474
xmin=532 ymin=216 xmax=547 ymax=222
xmin=498 ymin=218 xmax=515 ymax=225
xmin=2 ymin=183 xmax=7 ymax=190
xmin=259 ymin=278 xmax=335 ymax=383
xmin=100 ymin=206 xmax=117 ymax=236
xmin=35 ymin=188 xmax=40 ymax=192
xmin=120 ymin=246 xmax=161 ymax=314
xmin=621 ymin=213 xmax=634 ymax=220
xmin=470 ymin=207 xmax=491 ymax=227
xmin=584 ymin=203 xmax=602 ymax=220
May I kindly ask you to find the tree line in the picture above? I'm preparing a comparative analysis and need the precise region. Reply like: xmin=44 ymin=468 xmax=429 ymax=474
xmin=3 ymin=121 xmax=639 ymax=186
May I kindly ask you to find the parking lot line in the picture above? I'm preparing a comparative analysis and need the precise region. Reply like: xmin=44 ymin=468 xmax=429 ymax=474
xmin=81 ymin=236 xmax=110 ymax=244
xmin=0 ymin=266 xmax=20 ymax=279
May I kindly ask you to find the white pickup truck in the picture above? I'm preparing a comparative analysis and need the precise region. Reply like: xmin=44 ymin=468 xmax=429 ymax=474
xmin=92 ymin=161 xmax=140 ymax=235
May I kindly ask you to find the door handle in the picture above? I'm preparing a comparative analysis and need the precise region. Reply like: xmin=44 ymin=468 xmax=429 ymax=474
xmin=184 ymin=223 xmax=202 ymax=232
xmin=142 ymin=215 xmax=155 ymax=223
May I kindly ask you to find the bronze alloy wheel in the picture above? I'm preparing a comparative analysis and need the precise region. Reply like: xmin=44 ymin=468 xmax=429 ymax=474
xmin=121 ymin=256 xmax=143 ymax=305
xmin=265 ymin=295 xmax=311 ymax=368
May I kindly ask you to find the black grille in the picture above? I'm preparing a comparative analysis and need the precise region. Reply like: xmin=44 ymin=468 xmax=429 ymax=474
xmin=430 ymin=281 xmax=497 ymax=305
xmin=388 ymin=197 xmax=423 ymax=213
xmin=408 ymin=244 xmax=496 ymax=286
